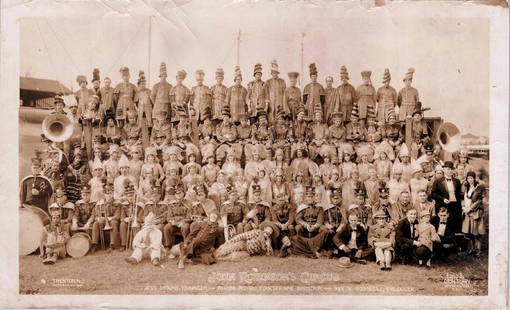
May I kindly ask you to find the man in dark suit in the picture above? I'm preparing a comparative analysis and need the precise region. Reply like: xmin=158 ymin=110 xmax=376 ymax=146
xmin=333 ymin=214 xmax=373 ymax=263
xmin=395 ymin=209 xmax=419 ymax=264
xmin=430 ymin=207 xmax=458 ymax=260
xmin=430 ymin=161 xmax=462 ymax=233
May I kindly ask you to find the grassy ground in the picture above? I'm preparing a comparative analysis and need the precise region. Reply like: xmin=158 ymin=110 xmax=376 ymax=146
xmin=19 ymin=246 xmax=488 ymax=295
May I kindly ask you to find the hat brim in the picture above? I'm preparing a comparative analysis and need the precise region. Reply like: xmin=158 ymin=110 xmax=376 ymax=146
xmin=336 ymin=262 xmax=354 ymax=268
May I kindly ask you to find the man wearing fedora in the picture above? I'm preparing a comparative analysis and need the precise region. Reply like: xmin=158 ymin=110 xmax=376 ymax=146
xmin=333 ymin=213 xmax=372 ymax=263
xmin=431 ymin=161 xmax=463 ymax=233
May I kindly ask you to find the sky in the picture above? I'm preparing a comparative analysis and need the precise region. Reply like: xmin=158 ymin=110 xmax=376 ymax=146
xmin=19 ymin=1 xmax=490 ymax=136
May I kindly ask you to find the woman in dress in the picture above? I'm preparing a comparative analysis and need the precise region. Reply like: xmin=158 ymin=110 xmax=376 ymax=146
xmin=374 ymin=150 xmax=392 ymax=182
xmin=461 ymin=171 xmax=486 ymax=256
xmin=201 ymin=154 xmax=221 ymax=189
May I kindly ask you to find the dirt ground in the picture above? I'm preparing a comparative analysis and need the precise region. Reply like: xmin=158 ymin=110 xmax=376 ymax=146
xmin=20 ymin=245 xmax=488 ymax=295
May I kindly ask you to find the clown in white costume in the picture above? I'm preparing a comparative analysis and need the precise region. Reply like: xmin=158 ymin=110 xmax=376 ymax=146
xmin=114 ymin=154 xmax=138 ymax=202
xmin=391 ymin=143 xmax=413 ymax=183
xmin=124 ymin=212 xmax=163 ymax=266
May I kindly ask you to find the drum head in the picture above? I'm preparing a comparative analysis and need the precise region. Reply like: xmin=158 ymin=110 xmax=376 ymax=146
xmin=66 ymin=232 xmax=91 ymax=258
xmin=19 ymin=208 xmax=48 ymax=256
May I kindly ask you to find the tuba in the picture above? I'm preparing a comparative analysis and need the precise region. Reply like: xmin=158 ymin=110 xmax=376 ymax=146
xmin=42 ymin=113 xmax=74 ymax=142
xmin=436 ymin=122 xmax=461 ymax=153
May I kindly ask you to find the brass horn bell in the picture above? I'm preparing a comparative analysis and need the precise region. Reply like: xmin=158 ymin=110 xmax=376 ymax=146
xmin=436 ymin=122 xmax=461 ymax=153
xmin=42 ymin=113 xmax=74 ymax=142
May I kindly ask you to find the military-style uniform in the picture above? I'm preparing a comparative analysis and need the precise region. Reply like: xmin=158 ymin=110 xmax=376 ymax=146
xmin=226 ymin=84 xmax=248 ymax=123
xmin=377 ymin=85 xmax=397 ymax=123
xmin=151 ymin=81 xmax=172 ymax=118
xmin=303 ymin=82 xmax=325 ymax=120
xmin=220 ymin=200 xmax=248 ymax=234
xmin=356 ymin=83 xmax=376 ymax=120
xmin=74 ymin=86 xmax=94 ymax=117
xmin=244 ymin=201 xmax=271 ymax=232
xmin=190 ymin=84 xmax=212 ymax=122
xmin=397 ymin=86 xmax=419 ymax=121
xmin=211 ymin=83 xmax=228 ymax=122
xmin=163 ymin=199 xmax=191 ymax=247
xmin=90 ymin=200 xmax=120 ymax=249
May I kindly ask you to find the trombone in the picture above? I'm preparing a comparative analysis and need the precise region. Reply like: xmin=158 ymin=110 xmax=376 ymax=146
xmin=126 ymin=184 xmax=140 ymax=249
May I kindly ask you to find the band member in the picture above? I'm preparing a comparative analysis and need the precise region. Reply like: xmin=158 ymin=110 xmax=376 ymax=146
xmin=333 ymin=214 xmax=373 ymax=262
xmin=135 ymin=70 xmax=153 ymax=148
xmin=369 ymin=210 xmax=396 ymax=270
xmin=243 ymin=184 xmax=271 ymax=232
xmin=262 ymin=193 xmax=296 ymax=254
xmin=190 ymin=69 xmax=212 ymax=123
xmin=226 ymin=66 xmax=249 ymax=124
xmin=322 ymin=187 xmax=346 ymax=251
xmin=284 ymin=72 xmax=302 ymax=121
xmin=187 ymin=185 xmax=216 ymax=232
xmin=20 ymin=156 xmax=53 ymax=214
xmin=71 ymin=186 xmax=94 ymax=231
xmin=169 ymin=70 xmax=191 ymax=123
xmin=151 ymin=62 xmax=172 ymax=121
xmin=178 ymin=212 xmax=221 ymax=269
xmin=113 ymin=155 xmax=138 ymax=202
xmin=210 ymin=68 xmax=228 ymax=123
xmin=307 ymin=107 xmax=329 ymax=161
xmin=39 ymin=209 xmax=70 ymax=265
xmin=303 ymin=63 xmax=325 ymax=120
xmin=247 ymin=63 xmax=269 ymax=119
xmin=75 ymin=74 xmax=93 ymax=117
xmin=220 ymin=185 xmax=248 ymax=235
xmin=119 ymin=185 xmax=143 ymax=251
xmin=397 ymin=68 xmax=419 ymax=121
xmin=266 ymin=59 xmax=287 ymax=122
xmin=346 ymin=186 xmax=373 ymax=228
xmin=163 ymin=196 xmax=191 ymax=249
xmin=289 ymin=186 xmax=328 ymax=258
xmin=114 ymin=66 xmax=137 ymax=128
xmin=333 ymin=66 xmax=357 ymax=123
xmin=90 ymin=198 xmax=119 ymax=253
xmin=124 ymin=212 xmax=164 ymax=266
xmin=376 ymin=68 xmax=397 ymax=124
xmin=100 ymin=77 xmax=115 ymax=118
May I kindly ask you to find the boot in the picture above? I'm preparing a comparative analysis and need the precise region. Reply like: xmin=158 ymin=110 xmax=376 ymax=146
xmin=89 ymin=244 xmax=97 ymax=254
xmin=152 ymin=258 xmax=161 ymax=266
xmin=124 ymin=257 xmax=138 ymax=265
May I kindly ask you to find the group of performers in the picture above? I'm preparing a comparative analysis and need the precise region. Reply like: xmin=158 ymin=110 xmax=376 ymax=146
xmin=20 ymin=60 xmax=488 ymax=270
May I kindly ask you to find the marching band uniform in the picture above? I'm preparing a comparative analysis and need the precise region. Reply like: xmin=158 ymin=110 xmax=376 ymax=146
xmin=169 ymin=70 xmax=191 ymax=123
xmin=163 ymin=197 xmax=191 ymax=248
xmin=397 ymin=68 xmax=419 ymax=121
xmin=284 ymin=72 xmax=302 ymax=121
xmin=376 ymin=69 xmax=397 ymax=124
xmin=323 ymin=188 xmax=346 ymax=239
xmin=226 ymin=66 xmax=249 ymax=123
xmin=72 ymin=186 xmax=94 ymax=230
xmin=50 ymin=189 xmax=75 ymax=224
xmin=334 ymin=66 xmax=357 ymax=123
xmin=266 ymin=60 xmax=287 ymax=122
xmin=114 ymin=67 xmax=137 ymax=124
xmin=190 ymin=70 xmax=212 ymax=122
xmin=303 ymin=63 xmax=325 ymax=120
xmin=151 ymin=62 xmax=173 ymax=119
xmin=134 ymin=71 xmax=153 ymax=147
xmin=247 ymin=63 xmax=269 ymax=118
xmin=100 ymin=77 xmax=115 ymax=117
xmin=20 ymin=157 xmax=53 ymax=214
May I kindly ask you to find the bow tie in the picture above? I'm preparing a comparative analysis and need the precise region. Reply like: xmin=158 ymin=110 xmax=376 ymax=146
xmin=446 ymin=178 xmax=452 ymax=182
xmin=440 ymin=222 xmax=447 ymax=225
xmin=352 ymin=228 xmax=357 ymax=232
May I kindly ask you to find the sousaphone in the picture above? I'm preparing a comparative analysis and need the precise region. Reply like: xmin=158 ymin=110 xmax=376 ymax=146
xmin=436 ymin=122 xmax=461 ymax=153
xmin=42 ymin=113 xmax=74 ymax=142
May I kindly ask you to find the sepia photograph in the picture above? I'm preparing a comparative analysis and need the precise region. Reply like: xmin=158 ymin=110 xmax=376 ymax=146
xmin=2 ymin=0 xmax=508 ymax=309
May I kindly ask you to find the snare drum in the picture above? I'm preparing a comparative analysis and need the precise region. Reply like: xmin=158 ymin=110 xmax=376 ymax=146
xmin=66 ymin=232 xmax=91 ymax=258
xmin=19 ymin=205 xmax=50 ymax=256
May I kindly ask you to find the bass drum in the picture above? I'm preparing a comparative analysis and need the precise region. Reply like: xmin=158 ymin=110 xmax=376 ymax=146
xmin=19 ymin=205 xmax=50 ymax=256
xmin=66 ymin=232 xmax=91 ymax=258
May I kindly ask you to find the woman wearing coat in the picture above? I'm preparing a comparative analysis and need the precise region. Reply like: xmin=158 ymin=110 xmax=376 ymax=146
xmin=461 ymin=171 xmax=486 ymax=256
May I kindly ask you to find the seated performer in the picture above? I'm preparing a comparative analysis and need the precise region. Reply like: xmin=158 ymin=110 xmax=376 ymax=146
xmin=323 ymin=188 xmax=346 ymax=250
xmin=124 ymin=212 xmax=164 ymax=266
xmin=415 ymin=211 xmax=441 ymax=268
xmin=39 ymin=208 xmax=70 ymax=265
xmin=215 ymin=226 xmax=275 ymax=261
xmin=220 ymin=185 xmax=248 ymax=236
xmin=262 ymin=193 xmax=296 ymax=255
xmin=333 ymin=214 xmax=373 ymax=263
xmin=288 ymin=186 xmax=328 ymax=258
xmin=368 ymin=210 xmax=396 ymax=270
xmin=163 ymin=197 xmax=191 ymax=250
xmin=178 ymin=212 xmax=221 ymax=269
xmin=243 ymin=184 xmax=271 ymax=232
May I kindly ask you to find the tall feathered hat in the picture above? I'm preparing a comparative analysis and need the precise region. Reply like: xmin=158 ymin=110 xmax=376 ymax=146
xmin=159 ymin=62 xmax=168 ymax=78
xmin=340 ymin=65 xmax=349 ymax=80
xmin=404 ymin=67 xmax=415 ymax=81
xmin=234 ymin=66 xmax=242 ymax=81
xmin=216 ymin=68 xmax=224 ymax=78
xmin=270 ymin=59 xmax=279 ymax=74
xmin=76 ymin=75 xmax=87 ymax=84
xmin=309 ymin=63 xmax=318 ymax=76
xmin=350 ymin=104 xmax=359 ymax=122
xmin=138 ymin=70 xmax=146 ymax=86
xmin=91 ymin=68 xmax=100 ymax=83
xmin=382 ymin=68 xmax=391 ymax=84
xmin=253 ymin=63 xmax=263 ymax=77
